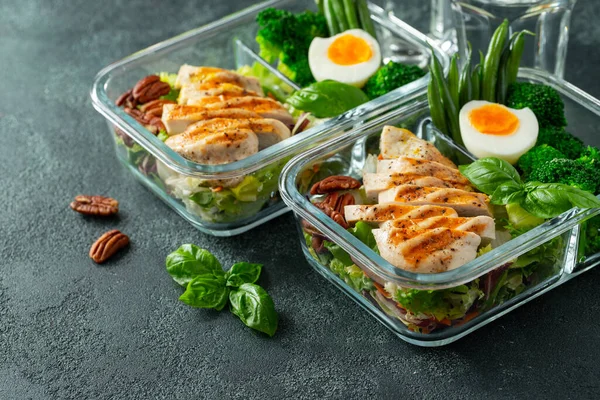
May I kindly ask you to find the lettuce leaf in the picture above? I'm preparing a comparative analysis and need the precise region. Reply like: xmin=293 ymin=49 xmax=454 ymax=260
xmin=237 ymin=62 xmax=294 ymax=102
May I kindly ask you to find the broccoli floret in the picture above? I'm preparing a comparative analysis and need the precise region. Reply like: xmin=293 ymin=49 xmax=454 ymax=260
xmin=579 ymin=146 xmax=600 ymax=164
xmin=527 ymin=158 xmax=600 ymax=194
xmin=517 ymin=145 xmax=565 ymax=176
xmin=582 ymin=216 xmax=600 ymax=256
xmin=362 ymin=62 xmax=426 ymax=99
xmin=506 ymin=82 xmax=567 ymax=128
xmin=536 ymin=125 xmax=585 ymax=159
xmin=256 ymin=8 xmax=327 ymax=87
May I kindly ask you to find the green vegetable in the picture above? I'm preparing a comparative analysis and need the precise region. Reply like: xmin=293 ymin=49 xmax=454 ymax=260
xmin=179 ymin=274 xmax=230 ymax=310
xmin=430 ymin=49 xmax=462 ymax=145
xmin=506 ymin=203 xmax=545 ymax=230
xmin=363 ymin=61 xmax=426 ymax=100
xmin=256 ymin=8 xmax=328 ymax=87
xmin=579 ymin=146 xmax=600 ymax=164
xmin=392 ymin=281 xmax=483 ymax=322
xmin=535 ymin=126 xmax=584 ymax=159
xmin=329 ymin=259 xmax=374 ymax=292
xmin=495 ymin=38 xmax=512 ymax=104
xmin=229 ymin=283 xmax=278 ymax=337
xmin=324 ymin=0 xmax=341 ymax=35
xmin=226 ymin=262 xmax=263 ymax=288
xmin=157 ymin=130 xmax=169 ymax=142
xmin=448 ymin=54 xmax=460 ymax=109
xmin=458 ymin=157 xmax=522 ymax=195
xmin=286 ymin=79 xmax=369 ymax=118
xmin=471 ymin=64 xmax=481 ymax=100
xmin=343 ymin=0 xmax=360 ymax=29
xmin=356 ymin=0 xmax=376 ymax=38
xmin=331 ymin=0 xmax=349 ymax=31
xmin=481 ymin=19 xmax=508 ymax=102
xmin=428 ymin=78 xmax=449 ymax=136
xmin=459 ymin=45 xmax=473 ymax=108
xmin=165 ymin=244 xmax=223 ymax=287
xmin=506 ymin=31 xmax=534 ymax=86
xmin=580 ymin=216 xmax=600 ymax=258
xmin=237 ymin=62 xmax=294 ymax=102
xmin=527 ymin=158 xmax=600 ymax=194
xmin=460 ymin=157 xmax=600 ymax=219
xmin=506 ymin=82 xmax=567 ymax=128
xmin=165 ymin=246 xmax=278 ymax=336
xmin=349 ymin=221 xmax=379 ymax=253
xmin=516 ymin=145 xmax=565 ymax=176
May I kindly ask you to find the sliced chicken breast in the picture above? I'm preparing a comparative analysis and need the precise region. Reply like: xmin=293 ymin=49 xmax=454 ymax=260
xmin=162 ymin=104 xmax=261 ymax=135
xmin=344 ymin=203 xmax=458 ymax=225
xmin=187 ymin=96 xmax=294 ymax=126
xmin=165 ymin=125 xmax=259 ymax=165
xmin=373 ymin=226 xmax=481 ymax=273
xmin=363 ymin=173 xmax=473 ymax=202
xmin=378 ymin=185 xmax=491 ymax=217
xmin=379 ymin=126 xmax=457 ymax=168
xmin=380 ymin=216 xmax=496 ymax=240
xmin=175 ymin=65 xmax=263 ymax=95
xmin=174 ymin=65 xmax=225 ymax=88
xmin=377 ymin=157 xmax=470 ymax=186
xmin=178 ymin=83 xmax=261 ymax=105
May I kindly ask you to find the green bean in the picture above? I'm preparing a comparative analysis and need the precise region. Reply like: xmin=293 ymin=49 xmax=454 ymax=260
xmin=496 ymin=32 xmax=519 ymax=103
xmin=343 ymin=0 xmax=360 ymax=29
xmin=471 ymin=64 xmax=481 ymax=101
xmin=356 ymin=0 xmax=377 ymax=38
xmin=332 ymin=0 xmax=349 ymax=31
xmin=430 ymin=50 xmax=462 ymax=145
xmin=481 ymin=19 xmax=509 ymax=102
xmin=459 ymin=44 xmax=473 ymax=107
xmin=316 ymin=0 xmax=324 ymax=15
xmin=324 ymin=0 xmax=340 ymax=35
xmin=428 ymin=79 xmax=449 ymax=136
xmin=507 ymin=30 xmax=534 ymax=86
xmin=448 ymin=54 xmax=460 ymax=110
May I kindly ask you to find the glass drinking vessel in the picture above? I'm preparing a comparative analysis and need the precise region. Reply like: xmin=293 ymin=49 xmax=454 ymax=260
xmin=449 ymin=0 xmax=577 ymax=78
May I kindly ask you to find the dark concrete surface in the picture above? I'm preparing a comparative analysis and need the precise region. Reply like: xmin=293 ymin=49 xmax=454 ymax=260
xmin=1 ymin=0 xmax=599 ymax=399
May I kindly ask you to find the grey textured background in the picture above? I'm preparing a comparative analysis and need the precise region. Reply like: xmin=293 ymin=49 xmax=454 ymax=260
xmin=1 ymin=0 xmax=599 ymax=399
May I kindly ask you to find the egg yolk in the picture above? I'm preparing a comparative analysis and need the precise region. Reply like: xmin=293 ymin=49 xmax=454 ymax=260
xmin=327 ymin=34 xmax=373 ymax=65
xmin=468 ymin=104 xmax=520 ymax=135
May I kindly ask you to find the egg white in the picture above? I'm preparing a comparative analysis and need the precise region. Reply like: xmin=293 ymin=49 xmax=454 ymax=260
xmin=308 ymin=29 xmax=381 ymax=88
xmin=459 ymin=100 xmax=539 ymax=165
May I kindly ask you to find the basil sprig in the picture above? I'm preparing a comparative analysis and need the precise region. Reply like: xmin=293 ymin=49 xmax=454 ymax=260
xmin=286 ymin=80 xmax=369 ymax=118
xmin=166 ymin=244 xmax=278 ymax=337
xmin=460 ymin=157 xmax=600 ymax=219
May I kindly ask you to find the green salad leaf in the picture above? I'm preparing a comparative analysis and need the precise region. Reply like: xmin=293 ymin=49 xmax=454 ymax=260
xmin=226 ymin=262 xmax=263 ymax=288
xmin=459 ymin=157 xmax=522 ymax=195
xmin=286 ymin=80 xmax=369 ymax=118
xmin=229 ymin=283 xmax=278 ymax=337
xmin=166 ymin=244 xmax=223 ymax=287
xmin=179 ymin=274 xmax=230 ymax=310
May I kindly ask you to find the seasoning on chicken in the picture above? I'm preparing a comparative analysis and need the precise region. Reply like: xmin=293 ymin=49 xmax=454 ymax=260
xmin=187 ymin=96 xmax=294 ymax=126
xmin=377 ymin=157 xmax=470 ymax=187
xmin=362 ymin=173 xmax=473 ymax=202
xmin=174 ymin=65 xmax=263 ymax=95
xmin=380 ymin=216 xmax=496 ymax=240
xmin=162 ymin=105 xmax=262 ymax=135
xmin=344 ymin=203 xmax=459 ymax=225
xmin=178 ymin=83 xmax=261 ymax=105
xmin=372 ymin=226 xmax=481 ymax=273
xmin=378 ymin=185 xmax=491 ymax=217
xmin=379 ymin=126 xmax=457 ymax=168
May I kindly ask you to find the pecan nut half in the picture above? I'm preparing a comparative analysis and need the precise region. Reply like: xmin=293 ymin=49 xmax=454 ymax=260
xmin=139 ymin=99 xmax=176 ymax=117
xmin=70 ymin=195 xmax=119 ymax=216
xmin=310 ymin=175 xmax=361 ymax=195
xmin=89 ymin=230 xmax=129 ymax=264
xmin=115 ymin=88 xmax=138 ymax=109
xmin=124 ymin=107 xmax=164 ymax=134
xmin=314 ymin=192 xmax=354 ymax=228
xmin=132 ymin=75 xmax=171 ymax=104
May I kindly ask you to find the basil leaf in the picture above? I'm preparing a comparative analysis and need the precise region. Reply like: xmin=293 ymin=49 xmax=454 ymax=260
xmin=286 ymin=80 xmax=369 ymax=118
xmin=229 ymin=283 xmax=278 ymax=337
xmin=179 ymin=274 xmax=229 ymax=310
xmin=226 ymin=262 xmax=263 ymax=288
xmin=491 ymin=182 xmax=525 ymax=205
xmin=459 ymin=157 xmax=522 ymax=195
xmin=166 ymin=244 xmax=224 ymax=287
xmin=522 ymin=182 xmax=600 ymax=219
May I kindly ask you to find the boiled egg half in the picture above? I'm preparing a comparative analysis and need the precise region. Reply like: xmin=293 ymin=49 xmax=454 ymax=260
xmin=459 ymin=100 xmax=539 ymax=164
xmin=308 ymin=29 xmax=381 ymax=88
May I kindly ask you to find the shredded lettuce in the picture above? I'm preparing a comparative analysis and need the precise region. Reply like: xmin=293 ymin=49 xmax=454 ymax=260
xmin=329 ymin=259 xmax=374 ymax=292
xmin=237 ymin=62 xmax=294 ymax=102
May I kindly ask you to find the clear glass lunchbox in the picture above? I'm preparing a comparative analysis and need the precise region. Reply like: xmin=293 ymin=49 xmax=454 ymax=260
xmin=89 ymin=0 xmax=448 ymax=236
xmin=280 ymin=68 xmax=600 ymax=346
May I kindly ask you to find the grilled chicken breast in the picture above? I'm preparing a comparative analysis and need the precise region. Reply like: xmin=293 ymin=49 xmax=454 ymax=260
xmin=344 ymin=203 xmax=458 ymax=224
xmin=377 ymin=157 xmax=470 ymax=186
xmin=378 ymin=185 xmax=491 ymax=217
xmin=379 ymin=126 xmax=457 ymax=168
xmin=165 ymin=123 xmax=258 ymax=165
xmin=175 ymin=65 xmax=263 ymax=95
xmin=363 ymin=173 xmax=473 ymax=202
xmin=187 ymin=96 xmax=294 ymax=126
xmin=372 ymin=226 xmax=481 ymax=273
xmin=380 ymin=216 xmax=496 ymax=240
xmin=162 ymin=104 xmax=262 ymax=135
xmin=178 ymin=83 xmax=261 ymax=105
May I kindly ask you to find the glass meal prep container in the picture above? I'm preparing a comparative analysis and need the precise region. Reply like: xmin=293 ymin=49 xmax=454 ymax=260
xmin=280 ymin=68 xmax=600 ymax=347
xmin=89 ymin=0 xmax=449 ymax=236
